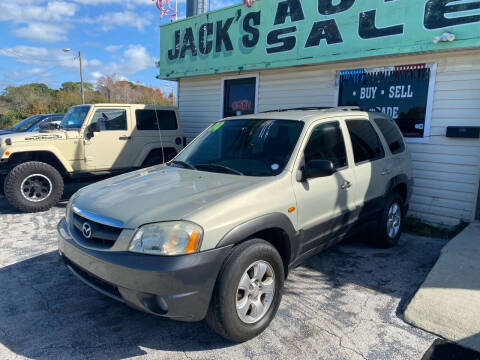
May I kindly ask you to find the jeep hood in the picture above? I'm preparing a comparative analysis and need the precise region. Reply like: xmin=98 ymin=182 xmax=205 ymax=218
xmin=1 ymin=130 xmax=79 ymax=144
xmin=72 ymin=166 xmax=266 ymax=229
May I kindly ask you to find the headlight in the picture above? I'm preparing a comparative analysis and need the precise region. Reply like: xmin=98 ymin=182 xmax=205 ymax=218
xmin=129 ymin=221 xmax=203 ymax=256
xmin=65 ymin=192 xmax=80 ymax=225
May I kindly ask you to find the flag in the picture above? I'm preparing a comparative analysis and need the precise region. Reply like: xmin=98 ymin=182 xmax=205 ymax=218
xmin=152 ymin=0 xmax=177 ymax=20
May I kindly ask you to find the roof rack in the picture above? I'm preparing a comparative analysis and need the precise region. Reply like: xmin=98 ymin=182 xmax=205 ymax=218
xmin=260 ymin=107 xmax=333 ymax=113
xmin=260 ymin=106 xmax=361 ymax=113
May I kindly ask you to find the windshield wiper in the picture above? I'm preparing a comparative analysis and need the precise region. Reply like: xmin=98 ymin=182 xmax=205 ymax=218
xmin=195 ymin=163 xmax=244 ymax=175
xmin=168 ymin=160 xmax=195 ymax=170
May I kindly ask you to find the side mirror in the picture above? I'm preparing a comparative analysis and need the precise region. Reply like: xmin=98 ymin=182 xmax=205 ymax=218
xmin=88 ymin=122 xmax=100 ymax=133
xmin=303 ymin=160 xmax=335 ymax=180
xmin=86 ymin=122 xmax=100 ymax=140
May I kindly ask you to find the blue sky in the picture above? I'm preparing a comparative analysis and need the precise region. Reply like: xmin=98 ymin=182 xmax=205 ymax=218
xmin=0 ymin=0 xmax=234 ymax=94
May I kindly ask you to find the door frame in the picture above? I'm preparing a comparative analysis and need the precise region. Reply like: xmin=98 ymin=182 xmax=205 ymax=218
xmin=220 ymin=73 xmax=259 ymax=118
xmin=475 ymin=180 xmax=480 ymax=220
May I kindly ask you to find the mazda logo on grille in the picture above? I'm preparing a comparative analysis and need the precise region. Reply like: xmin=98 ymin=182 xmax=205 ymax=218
xmin=82 ymin=222 xmax=92 ymax=239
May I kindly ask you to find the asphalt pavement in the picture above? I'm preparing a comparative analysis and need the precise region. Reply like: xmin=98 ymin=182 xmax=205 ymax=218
xmin=0 ymin=183 xmax=447 ymax=360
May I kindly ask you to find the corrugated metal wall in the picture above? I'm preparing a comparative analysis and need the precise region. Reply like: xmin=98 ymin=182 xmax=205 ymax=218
xmin=178 ymin=50 xmax=480 ymax=226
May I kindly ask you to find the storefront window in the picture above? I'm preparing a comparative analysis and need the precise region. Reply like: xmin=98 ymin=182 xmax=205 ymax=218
xmin=338 ymin=64 xmax=434 ymax=138
xmin=223 ymin=77 xmax=257 ymax=117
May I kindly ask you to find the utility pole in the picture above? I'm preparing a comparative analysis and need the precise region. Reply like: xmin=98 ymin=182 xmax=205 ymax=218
xmin=78 ymin=51 xmax=85 ymax=104
xmin=63 ymin=48 xmax=85 ymax=104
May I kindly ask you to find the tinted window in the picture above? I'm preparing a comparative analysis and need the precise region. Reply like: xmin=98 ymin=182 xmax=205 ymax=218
xmin=136 ymin=110 xmax=178 ymax=130
xmin=223 ymin=77 xmax=256 ymax=117
xmin=346 ymin=120 xmax=385 ymax=163
xmin=174 ymin=119 xmax=303 ymax=176
xmin=91 ymin=109 xmax=127 ymax=131
xmin=304 ymin=122 xmax=347 ymax=169
xmin=374 ymin=117 xmax=405 ymax=154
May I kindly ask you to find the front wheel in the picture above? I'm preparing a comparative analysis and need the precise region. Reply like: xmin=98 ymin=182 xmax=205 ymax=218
xmin=4 ymin=161 xmax=64 ymax=212
xmin=206 ymin=239 xmax=284 ymax=342
xmin=374 ymin=192 xmax=404 ymax=248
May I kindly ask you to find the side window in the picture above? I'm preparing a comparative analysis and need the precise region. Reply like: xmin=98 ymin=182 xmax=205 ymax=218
xmin=373 ymin=117 xmax=405 ymax=154
xmin=346 ymin=120 xmax=385 ymax=164
xmin=304 ymin=122 xmax=348 ymax=169
xmin=136 ymin=110 xmax=178 ymax=130
xmin=91 ymin=109 xmax=127 ymax=131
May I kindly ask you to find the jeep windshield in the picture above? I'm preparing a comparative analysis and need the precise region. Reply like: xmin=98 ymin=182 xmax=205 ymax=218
xmin=172 ymin=119 xmax=304 ymax=176
xmin=60 ymin=105 xmax=90 ymax=129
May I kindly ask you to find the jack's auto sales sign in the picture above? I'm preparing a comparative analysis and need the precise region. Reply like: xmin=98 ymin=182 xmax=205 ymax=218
xmin=159 ymin=0 xmax=480 ymax=79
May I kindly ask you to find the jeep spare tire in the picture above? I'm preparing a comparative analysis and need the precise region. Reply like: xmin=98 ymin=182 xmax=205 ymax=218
xmin=4 ymin=161 xmax=64 ymax=213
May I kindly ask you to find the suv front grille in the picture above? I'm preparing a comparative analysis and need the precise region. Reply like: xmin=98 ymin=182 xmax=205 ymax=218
xmin=71 ymin=212 xmax=122 ymax=249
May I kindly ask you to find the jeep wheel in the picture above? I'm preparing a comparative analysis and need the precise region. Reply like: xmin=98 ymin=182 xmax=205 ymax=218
xmin=375 ymin=192 xmax=404 ymax=248
xmin=4 ymin=161 xmax=64 ymax=213
xmin=206 ymin=239 xmax=284 ymax=342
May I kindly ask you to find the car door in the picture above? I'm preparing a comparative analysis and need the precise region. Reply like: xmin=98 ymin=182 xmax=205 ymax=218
xmin=292 ymin=120 xmax=357 ymax=256
xmin=84 ymin=108 xmax=134 ymax=170
xmin=344 ymin=118 xmax=389 ymax=225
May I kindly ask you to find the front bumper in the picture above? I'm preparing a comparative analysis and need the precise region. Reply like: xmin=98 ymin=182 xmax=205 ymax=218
xmin=58 ymin=218 xmax=232 ymax=321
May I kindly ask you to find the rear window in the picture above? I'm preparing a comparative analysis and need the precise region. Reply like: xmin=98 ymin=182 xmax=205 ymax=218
xmin=136 ymin=110 xmax=178 ymax=130
xmin=346 ymin=120 xmax=385 ymax=164
xmin=374 ymin=117 xmax=405 ymax=154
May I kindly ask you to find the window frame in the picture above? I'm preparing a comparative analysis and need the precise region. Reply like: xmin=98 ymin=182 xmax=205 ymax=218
xmin=135 ymin=109 xmax=178 ymax=131
xmin=334 ymin=62 xmax=437 ymax=143
xmin=345 ymin=119 xmax=386 ymax=165
xmin=372 ymin=115 xmax=406 ymax=156
xmin=220 ymin=73 xmax=259 ymax=118
xmin=90 ymin=108 xmax=128 ymax=131
xmin=302 ymin=121 xmax=349 ymax=171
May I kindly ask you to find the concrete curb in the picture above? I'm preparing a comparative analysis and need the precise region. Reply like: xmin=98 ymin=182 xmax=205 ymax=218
xmin=404 ymin=222 xmax=480 ymax=352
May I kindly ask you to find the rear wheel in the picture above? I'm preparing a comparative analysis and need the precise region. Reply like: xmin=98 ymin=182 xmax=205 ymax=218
xmin=206 ymin=239 xmax=284 ymax=342
xmin=4 ymin=161 xmax=64 ymax=212
xmin=374 ymin=192 xmax=404 ymax=248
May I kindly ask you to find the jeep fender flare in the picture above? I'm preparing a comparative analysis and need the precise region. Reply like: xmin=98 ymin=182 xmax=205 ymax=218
xmin=216 ymin=212 xmax=299 ymax=266
xmin=5 ymin=147 xmax=73 ymax=173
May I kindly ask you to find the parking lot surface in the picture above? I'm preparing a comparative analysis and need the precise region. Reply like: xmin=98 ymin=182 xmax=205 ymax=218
xmin=0 ymin=184 xmax=446 ymax=360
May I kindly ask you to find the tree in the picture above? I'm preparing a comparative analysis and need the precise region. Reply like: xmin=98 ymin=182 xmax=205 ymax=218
xmin=60 ymin=82 xmax=94 ymax=92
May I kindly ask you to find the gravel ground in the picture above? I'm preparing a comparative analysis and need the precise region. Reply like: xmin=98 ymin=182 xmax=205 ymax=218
xmin=0 ymin=183 xmax=446 ymax=360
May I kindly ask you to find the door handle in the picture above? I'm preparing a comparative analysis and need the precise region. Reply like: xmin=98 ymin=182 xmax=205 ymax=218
xmin=341 ymin=181 xmax=351 ymax=190
xmin=381 ymin=168 xmax=390 ymax=176
xmin=119 ymin=136 xmax=131 ymax=140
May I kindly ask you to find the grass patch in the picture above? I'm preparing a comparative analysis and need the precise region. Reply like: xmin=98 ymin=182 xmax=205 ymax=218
xmin=404 ymin=216 xmax=469 ymax=239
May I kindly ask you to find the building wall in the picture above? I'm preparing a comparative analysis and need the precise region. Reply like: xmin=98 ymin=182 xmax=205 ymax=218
xmin=178 ymin=50 xmax=480 ymax=226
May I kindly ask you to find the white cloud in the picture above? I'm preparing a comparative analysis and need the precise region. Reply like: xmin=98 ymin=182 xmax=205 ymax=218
xmin=0 ymin=46 xmax=100 ymax=71
xmin=81 ymin=10 xmax=152 ymax=31
xmin=73 ymin=0 xmax=152 ymax=5
xmin=105 ymin=45 xmax=123 ymax=52
xmin=0 ymin=1 xmax=77 ymax=23
xmin=106 ymin=45 xmax=154 ymax=75
xmin=15 ymin=23 xmax=69 ymax=42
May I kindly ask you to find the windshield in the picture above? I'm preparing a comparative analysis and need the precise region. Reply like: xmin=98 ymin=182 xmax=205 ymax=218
xmin=8 ymin=115 xmax=44 ymax=132
xmin=60 ymin=106 xmax=90 ymax=129
xmin=173 ymin=119 xmax=304 ymax=176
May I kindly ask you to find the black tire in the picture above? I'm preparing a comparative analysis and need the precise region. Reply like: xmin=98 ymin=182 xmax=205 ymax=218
xmin=206 ymin=239 xmax=284 ymax=342
xmin=0 ymin=175 xmax=4 ymax=196
xmin=4 ymin=161 xmax=64 ymax=213
xmin=374 ymin=192 xmax=404 ymax=248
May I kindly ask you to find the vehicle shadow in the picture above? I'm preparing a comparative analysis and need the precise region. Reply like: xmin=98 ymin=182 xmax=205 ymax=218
xmin=283 ymin=232 xmax=448 ymax=319
xmin=0 ymin=251 xmax=233 ymax=359
xmin=0 ymin=233 xmax=447 ymax=359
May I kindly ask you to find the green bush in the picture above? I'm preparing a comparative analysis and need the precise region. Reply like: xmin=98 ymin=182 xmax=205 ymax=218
xmin=0 ymin=110 xmax=22 ymax=129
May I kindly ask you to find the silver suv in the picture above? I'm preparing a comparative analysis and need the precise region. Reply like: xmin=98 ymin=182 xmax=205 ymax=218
xmin=57 ymin=107 xmax=412 ymax=342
